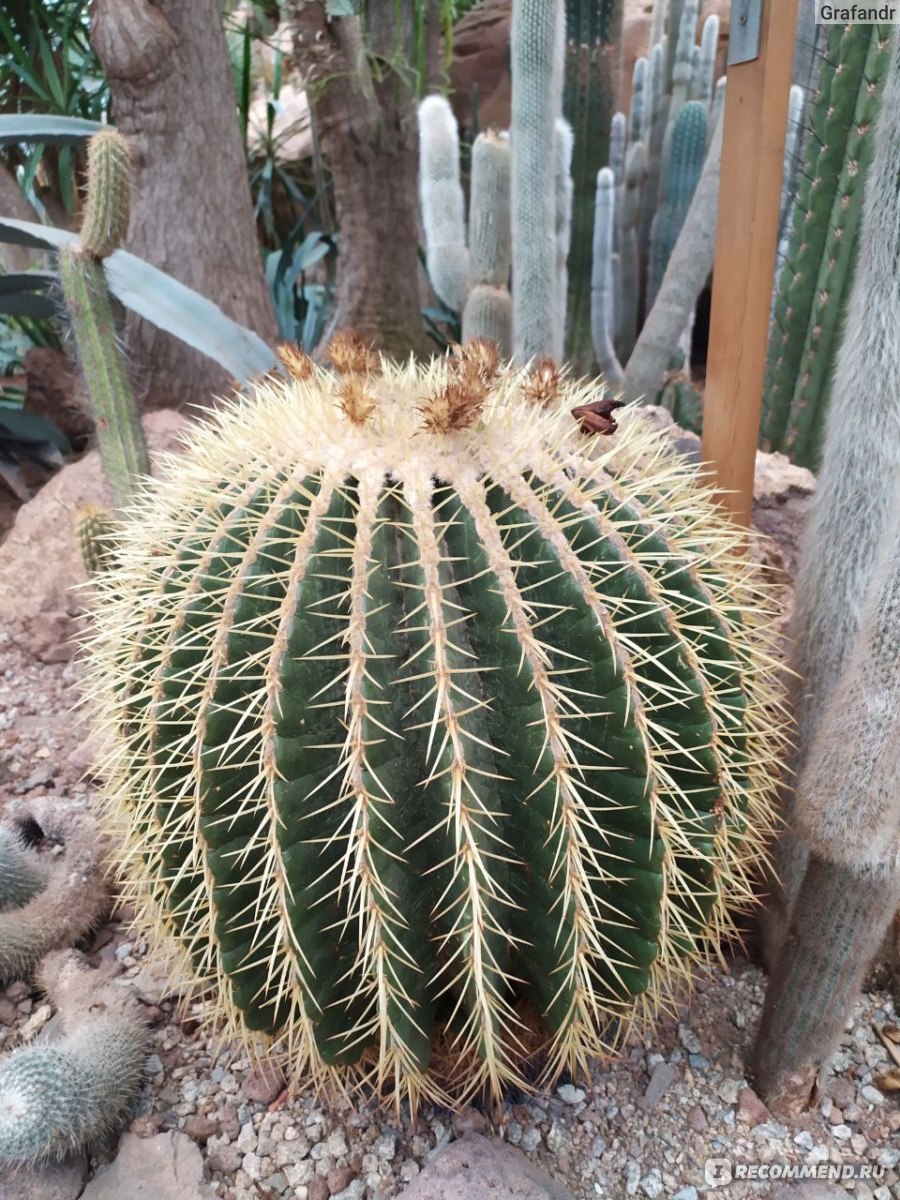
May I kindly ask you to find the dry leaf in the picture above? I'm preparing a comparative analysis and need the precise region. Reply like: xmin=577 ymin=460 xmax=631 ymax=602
xmin=873 ymin=1067 xmax=900 ymax=1092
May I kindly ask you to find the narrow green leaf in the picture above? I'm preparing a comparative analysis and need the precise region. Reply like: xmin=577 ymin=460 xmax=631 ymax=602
xmin=0 ymin=114 xmax=105 ymax=146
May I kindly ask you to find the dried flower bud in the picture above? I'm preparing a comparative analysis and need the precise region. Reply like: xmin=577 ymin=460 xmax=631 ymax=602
xmin=572 ymin=396 xmax=626 ymax=436
xmin=337 ymin=375 xmax=377 ymax=426
xmin=523 ymin=357 xmax=563 ymax=406
xmin=328 ymin=330 xmax=379 ymax=375
xmin=277 ymin=343 xmax=315 ymax=381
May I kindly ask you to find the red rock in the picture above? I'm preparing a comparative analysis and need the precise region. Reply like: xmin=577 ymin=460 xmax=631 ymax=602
xmin=327 ymin=1167 xmax=356 ymax=1193
xmin=242 ymin=1059 xmax=286 ymax=1105
xmin=183 ymin=1114 xmax=219 ymax=1144
xmin=452 ymin=1106 xmax=488 ymax=1135
xmin=687 ymin=1105 xmax=709 ymax=1133
xmin=307 ymin=1180 xmax=329 ymax=1200
xmin=737 ymin=1086 xmax=770 ymax=1128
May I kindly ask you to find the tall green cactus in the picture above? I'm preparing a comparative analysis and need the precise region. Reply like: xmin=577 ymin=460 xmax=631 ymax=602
xmin=591 ymin=167 xmax=623 ymax=385
xmin=754 ymin=32 xmax=900 ymax=1112
xmin=418 ymin=97 xmax=513 ymax=356
xmin=563 ymin=0 xmax=623 ymax=370
xmin=647 ymin=100 xmax=707 ymax=309
xmin=760 ymin=24 xmax=894 ymax=469
xmin=85 ymin=347 xmax=786 ymax=1109
xmin=512 ymin=0 xmax=566 ymax=361
xmin=60 ymin=129 xmax=149 ymax=511
xmin=0 ymin=952 xmax=148 ymax=1165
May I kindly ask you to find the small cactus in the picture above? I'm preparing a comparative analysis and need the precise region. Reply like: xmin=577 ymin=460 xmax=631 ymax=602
xmin=76 ymin=505 xmax=121 ymax=578
xmin=0 ymin=822 xmax=50 ymax=912
xmin=61 ymin=128 xmax=149 ymax=510
xmin=0 ymin=813 xmax=108 ymax=985
xmin=591 ymin=167 xmax=624 ymax=385
xmin=0 ymin=952 xmax=148 ymax=1165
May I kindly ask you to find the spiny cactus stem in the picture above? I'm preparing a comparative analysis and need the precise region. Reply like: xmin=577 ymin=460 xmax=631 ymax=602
xmin=59 ymin=247 xmax=149 ymax=510
xmin=80 ymin=129 xmax=131 ymax=258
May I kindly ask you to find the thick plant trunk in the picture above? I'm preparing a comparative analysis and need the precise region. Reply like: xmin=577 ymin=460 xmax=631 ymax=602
xmin=285 ymin=2 xmax=431 ymax=359
xmin=91 ymin=0 xmax=278 ymax=409
xmin=753 ymin=855 xmax=900 ymax=1115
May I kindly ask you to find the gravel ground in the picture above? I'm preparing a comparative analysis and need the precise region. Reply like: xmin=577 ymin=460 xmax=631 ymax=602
xmin=1 ymin=598 xmax=898 ymax=1200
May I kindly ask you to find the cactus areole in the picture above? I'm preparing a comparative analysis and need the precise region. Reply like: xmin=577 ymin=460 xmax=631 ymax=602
xmin=86 ymin=338 xmax=784 ymax=1108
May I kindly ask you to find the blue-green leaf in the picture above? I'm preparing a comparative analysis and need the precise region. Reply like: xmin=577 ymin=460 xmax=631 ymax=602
xmin=0 ymin=114 xmax=106 ymax=145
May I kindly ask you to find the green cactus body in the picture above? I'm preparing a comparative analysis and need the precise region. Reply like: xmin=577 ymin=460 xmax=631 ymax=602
xmin=616 ymin=141 xmax=646 ymax=363
xmin=512 ymin=0 xmax=566 ymax=362
xmin=693 ymin=14 xmax=719 ymax=107
xmin=630 ymin=57 xmax=648 ymax=145
xmin=461 ymin=129 xmax=513 ymax=355
xmin=0 ymin=954 xmax=148 ymax=1165
xmin=592 ymin=168 xmax=624 ymax=385
xmin=554 ymin=119 xmax=575 ymax=354
xmin=563 ymin=4 xmax=622 ymax=371
xmin=80 ymin=128 xmax=131 ymax=259
xmin=648 ymin=100 xmax=707 ymax=309
xmin=761 ymin=25 xmax=893 ymax=468
xmin=86 ymin=356 xmax=785 ymax=1108
xmin=61 ymin=129 xmax=148 ymax=511
xmin=76 ymin=504 xmax=121 ymax=578
xmin=0 ymin=826 xmax=49 ymax=912
xmin=418 ymin=95 xmax=471 ymax=314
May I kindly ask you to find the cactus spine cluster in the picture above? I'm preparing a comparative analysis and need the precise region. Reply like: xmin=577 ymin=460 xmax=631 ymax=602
xmin=592 ymin=0 xmax=721 ymax=397
xmin=60 ymin=129 xmax=148 ymax=512
xmin=761 ymin=24 xmax=894 ymax=469
xmin=76 ymin=504 xmax=120 ymax=578
xmin=85 ymin=339 xmax=786 ymax=1108
xmin=754 ymin=32 xmax=900 ymax=1112
xmin=0 ymin=952 xmax=148 ymax=1165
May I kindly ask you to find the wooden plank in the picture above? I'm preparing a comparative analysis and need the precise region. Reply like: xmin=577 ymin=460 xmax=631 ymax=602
xmin=700 ymin=0 xmax=800 ymax=526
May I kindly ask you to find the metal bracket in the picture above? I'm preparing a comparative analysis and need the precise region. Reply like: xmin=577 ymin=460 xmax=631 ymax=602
xmin=728 ymin=0 xmax=763 ymax=66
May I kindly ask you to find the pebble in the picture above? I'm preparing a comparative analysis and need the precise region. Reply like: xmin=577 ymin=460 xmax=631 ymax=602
xmin=672 ymin=1189 xmax=698 ymax=1200
xmin=831 ymin=1124 xmax=852 ymax=1140
xmin=242 ymin=1062 xmax=286 ymax=1106
xmin=625 ymin=1159 xmax=641 ymax=1196
xmin=373 ymin=1133 xmax=396 ymax=1160
xmin=521 ymin=1127 xmax=542 ymax=1153
xmin=639 ymin=1168 xmax=664 ymax=1198
xmin=557 ymin=1084 xmax=586 ymax=1105
xmin=506 ymin=1121 xmax=523 ymax=1146
xmin=687 ymin=1105 xmax=709 ymax=1133
xmin=876 ymin=1148 xmax=900 ymax=1168
xmin=737 ymin=1086 xmax=770 ymax=1128
xmin=860 ymin=1084 xmax=884 ymax=1105
xmin=794 ymin=1131 xmax=815 ymax=1150
xmin=639 ymin=1063 xmax=678 ymax=1111
xmin=679 ymin=1026 xmax=702 ymax=1054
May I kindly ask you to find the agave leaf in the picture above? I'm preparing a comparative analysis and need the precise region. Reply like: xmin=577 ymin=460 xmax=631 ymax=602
xmin=0 ymin=219 xmax=278 ymax=383
xmin=0 ymin=404 xmax=71 ymax=454
xmin=0 ymin=272 xmax=55 ymax=294
xmin=0 ymin=114 xmax=105 ymax=145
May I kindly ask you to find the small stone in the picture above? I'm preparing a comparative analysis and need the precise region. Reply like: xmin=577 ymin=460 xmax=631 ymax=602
xmin=826 ymin=1107 xmax=844 ymax=1126
xmin=546 ymin=1121 xmax=568 ymax=1153
xmin=687 ymin=1105 xmax=708 ymax=1133
xmin=557 ymin=1084 xmax=586 ymax=1105
xmin=860 ymin=1084 xmax=884 ymax=1105
xmin=737 ymin=1086 xmax=769 ymax=1128
xmin=672 ymin=1190 xmax=698 ymax=1200
xmin=521 ymin=1127 xmax=542 ymax=1152
xmin=717 ymin=1078 xmax=740 ymax=1106
xmin=678 ymin=1026 xmax=702 ymax=1054
xmin=307 ymin=1180 xmax=329 ymax=1200
xmin=850 ymin=1134 xmax=867 ymax=1155
xmin=640 ymin=1169 xmax=663 ymax=1198
xmin=688 ymin=1053 xmax=709 ymax=1071
xmin=129 ymin=1115 xmax=163 ymax=1138
xmin=506 ymin=1121 xmax=522 ymax=1146
xmin=0 ymin=998 xmax=17 ymax=1026
xmin=806 ymin=1145 xmax=829 ymax=1165
xmin=876 ymin=1148 xmax=900 ymax=1168
xmin=146 ymin=1053 xmax=163 ymax=1075
xmin=794 ymin=1130 xmax=815 ymax=1151
xmin=183 ymin=1115 xmax=219 ymax=1145
xmin=831 ymin=1124 xmax=852 ymax=1140
xmin=829 ymin=1076 xmax=856 ymax=1108
xmin=639 ymin=1063 xmax=677 ymax=1112
xmin=331 ymin=1182 xmax=365 ymax=1200
xmin=373 ymin=1133 xmax=396 ymax=1161
xmin=452 ymin=1106 xmax=487 ymax=1135
xmin=327 ymin=1167 xmax=356 ymax=1193
xmin=320 ymin=1130 xmax=345 ymax=1159
xmin=114 ymin=942 xmax=134 ymax=962
xmin=625 ymin=1159 xmax=641 ymax=1196
xmin=590 ymin=1135 xmax=607 ymax=1158
xmin=218 ymin=1104 xmax=241 ymax=1140
xmin=207 ymin=1137 xmax=242 ymax=1174
xmin=242 ymin=1061 xmax=286 ymax=1105
xmin=236 ymin=1122 xmax=257 ymax=1153
xmin=399 ymin=1162 xmax=420 ymax=1182
xmin=242 ymin=1152 xmax=263 ymax=1181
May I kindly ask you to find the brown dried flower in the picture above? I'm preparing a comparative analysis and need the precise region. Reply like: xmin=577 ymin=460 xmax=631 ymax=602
xmin=328 ymin=330 xmax=379 ymax=375
xmin=276 ymin=342 xmax=315 ymax=381
xmin=571 ymin=396 xmax=626 ymax=436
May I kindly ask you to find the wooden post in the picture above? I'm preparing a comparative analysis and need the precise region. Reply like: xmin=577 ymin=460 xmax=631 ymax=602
xmin=700 ymin=0 xmax=799 ymax=526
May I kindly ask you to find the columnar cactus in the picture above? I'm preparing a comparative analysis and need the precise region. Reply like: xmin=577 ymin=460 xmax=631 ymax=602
xmin=60 ymin=129 xmax=149 ymax=511
xmin=760 ymin=24 xmax=894 ymax=469
xmin=591 ymin=168 xmax=624 ymax=386
xmin=647 ymin=100 xmax=707 ymax=309
xmin=84 ymin=340 xmax=785 ymax=1108
xmin=0 ymin=952 xmax=148 ymax=1165
xmin=76 ymin=504 xmax=121 ymax=578
xmin=512 ymin=0 xmax=567 ymax=361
